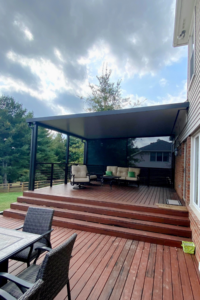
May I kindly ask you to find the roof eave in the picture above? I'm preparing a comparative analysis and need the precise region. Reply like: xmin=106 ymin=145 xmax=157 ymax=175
xmin=173 ymin=0 xmax=195 ymax=48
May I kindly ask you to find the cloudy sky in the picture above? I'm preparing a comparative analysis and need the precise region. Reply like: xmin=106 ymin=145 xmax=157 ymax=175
xmin=0 ymin=0 xmax=187 ymax=118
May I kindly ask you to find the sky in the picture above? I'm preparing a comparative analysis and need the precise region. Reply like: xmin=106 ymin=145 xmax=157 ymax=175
xmin=0 ymin=0 xmax=188 ymax=122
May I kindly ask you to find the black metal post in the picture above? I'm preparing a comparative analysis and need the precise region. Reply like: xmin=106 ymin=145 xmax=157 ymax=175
xmin=29 ymin=123 xmax=38 ymax=191
xmin=65 ymin=135 xmax=70 ymax=184
xmin=50 ymin=163 xmax=54 ymax=187
xmin=84 ymin=140 xmax=88 ymax=165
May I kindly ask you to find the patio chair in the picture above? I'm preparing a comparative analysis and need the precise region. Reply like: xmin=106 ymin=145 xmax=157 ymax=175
xmin=0 ymin=234 xmax=77 ymax=300
xmin=71 ymin=165 xmax=90 ymax=189
xmin=11 ymin=207 xmax=54 ymax=267
xmin=0 ymin=279 xmax=44 ymax=300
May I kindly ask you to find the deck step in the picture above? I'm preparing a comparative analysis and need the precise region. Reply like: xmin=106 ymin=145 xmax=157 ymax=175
xmin=10 ymin=202 xmax=192 ymax=238
xmin=22 ymin=191 xmax=189 ymax=217
xmin=3 ymin=208 xmax=191 ymax=248
xmin=16 ymin=196 xmax=190 ymax=226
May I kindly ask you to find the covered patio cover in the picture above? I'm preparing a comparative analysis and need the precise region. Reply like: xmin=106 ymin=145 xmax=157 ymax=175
xmin=27 ymin=102 xmax=189 ymax=190
xmin=27 ymin=102 xmax=189 ymax=140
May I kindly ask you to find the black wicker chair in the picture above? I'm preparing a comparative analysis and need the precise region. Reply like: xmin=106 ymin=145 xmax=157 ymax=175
xmin=0 ymin=234 xmax=77 ymax=300
xmin=11 ymin=207 xmax=54 ymax=267
xmin=0 ymin=279 xmax=43 ymax=300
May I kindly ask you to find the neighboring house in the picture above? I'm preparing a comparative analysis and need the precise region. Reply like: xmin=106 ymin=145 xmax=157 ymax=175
xmin=173 ymin=0 xmax=200 ymax=269
xmin=133 ymin=139 xmax=172 ymax=169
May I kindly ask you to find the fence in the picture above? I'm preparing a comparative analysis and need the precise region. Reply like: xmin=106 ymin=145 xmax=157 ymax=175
xmin=0 ymin=179 xmax=64 ymax=193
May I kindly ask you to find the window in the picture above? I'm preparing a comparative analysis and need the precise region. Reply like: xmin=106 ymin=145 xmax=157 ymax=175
xmin=150 ymin=152 xmax=170 ymax=162
xmin=150 ymin=153 xmax=156 ymax=161
xmin=163 ymin=152 xmax=169 ymax=162
xmin=157 ymin=152 xmax=162 ymax=162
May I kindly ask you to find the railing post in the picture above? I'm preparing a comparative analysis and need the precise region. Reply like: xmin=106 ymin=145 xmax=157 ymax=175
xmin=147 ymin=168 xmax=150 ymax=187
xmin=65 ymin=164 xmax=68 ymax=184
xmin=29 ymin=123 xmax=38 ymax=191
xmin=83 ymin=140 xmax=88 ymax=165
xmin=65 ymin=135 xmax=70 ymax=185
xmin=50 ymin=163 xmax=54 ymax=187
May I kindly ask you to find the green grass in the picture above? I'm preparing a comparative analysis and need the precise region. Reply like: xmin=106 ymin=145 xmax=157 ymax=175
xmin=0 ymin=192 xmax=23 ymax=211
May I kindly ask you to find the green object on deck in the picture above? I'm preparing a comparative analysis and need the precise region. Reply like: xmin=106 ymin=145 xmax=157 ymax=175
xmin=182 ymin=241 xmax=195 ymax=254
xmin=106 ymin=171 xmax=113 ymax=176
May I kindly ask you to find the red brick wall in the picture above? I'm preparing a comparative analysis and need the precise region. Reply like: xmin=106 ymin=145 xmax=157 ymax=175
xmin=175 ymin=137 xmax=200 ymax=265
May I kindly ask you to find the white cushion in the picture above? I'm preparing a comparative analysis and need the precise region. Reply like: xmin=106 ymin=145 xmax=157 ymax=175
xmin=118 ymin=177 xmax=126 ymax=180
xmin=71 ymin=165 xmax=87 ymax=178
xmin=126 ymin=177 xmax=138 ymax=181
xmin=106 ymin=166 xmax=118 ymax=176
xmin=117 ymin=167 xmax=128 ymax=177
xmin=71 ymin=176 xmax=90 ymax=182
xmin=90 ymin=175 xmax=97 ymax=179
xmin=128 ymin=168 xmax=140 ymax=177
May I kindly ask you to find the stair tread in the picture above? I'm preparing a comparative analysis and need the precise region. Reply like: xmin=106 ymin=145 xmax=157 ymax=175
xmin=11 ymin=202 xmax=191 ymax=232
xmin=4 ymin=208 xmax=192 ymax=243
xmin=17 ymin=196 xmax=189 ymax=221
xmin=22 ymin=192 xmax=188 ymax=217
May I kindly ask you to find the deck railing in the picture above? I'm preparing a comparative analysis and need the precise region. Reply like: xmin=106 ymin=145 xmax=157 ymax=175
xmin=35 ymin=163 xmax=174 ymax=189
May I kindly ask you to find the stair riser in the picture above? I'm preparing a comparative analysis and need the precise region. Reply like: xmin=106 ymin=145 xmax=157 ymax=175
xmin=17 ymin=198 xmax=190 ymax=227
xmin=3 ymin=210 xmax=183 ymax=248
xmin=11 ymin=203 xmax=191 ymax=238
xmin=22 ymin=192 xmax=189 ymax=217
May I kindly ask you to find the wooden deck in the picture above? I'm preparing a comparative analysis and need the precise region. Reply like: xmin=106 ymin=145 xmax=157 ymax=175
xmin=0 ymin=216 xmax=199 ymax=300
xmin=27 ymin=183 xmax=181 ymax=207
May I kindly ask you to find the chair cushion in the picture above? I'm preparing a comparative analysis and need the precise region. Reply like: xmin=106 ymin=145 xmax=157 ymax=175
xmin=90 ymin=175 xmax=97 ymax=179
xmin=106 ymin=166 xmax=118 ymax=176
xmin=71 ymin=165 xmax=87 ymax=178
xmin=126 ymin=177 xmax=138 ymax=181
xmin=118 ymin=177 xmax=126 ymax=180
xmin=71 ymin=176 xmax=90 ymax=182
xmin=128 ymin=168 xmax=140 ymax=177
xmin=128 ymin=171 xmax=135 ymax=178
xmin=11 ymin=242 xmax=45 ymax=262
xmin=117 ymin=167 xmax=128 ymax=177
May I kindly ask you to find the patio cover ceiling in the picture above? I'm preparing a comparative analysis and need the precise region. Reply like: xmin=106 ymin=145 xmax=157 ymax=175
xmin=27 ymin=102 xmax=189 ymax=140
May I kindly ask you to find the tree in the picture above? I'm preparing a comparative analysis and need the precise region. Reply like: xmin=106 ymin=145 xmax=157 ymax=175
xmin=85 ymin=66 xmax=130 ymax=112
xmin=69 ymin=137 xmax=84 ymax=164
xmin=0 ymin=96 xmax=32 ymax=184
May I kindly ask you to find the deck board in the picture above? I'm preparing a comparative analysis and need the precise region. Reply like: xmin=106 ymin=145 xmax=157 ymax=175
xmin=25 ymin=183 xmax=182 ymax=207
xmin=0 ymin=216 xmax=199 ymax=300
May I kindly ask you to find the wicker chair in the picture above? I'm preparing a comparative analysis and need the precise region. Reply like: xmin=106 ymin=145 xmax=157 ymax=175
xmin=0 ymin=279 xmax=43 ymax=300
xmin=11 ymin=207 xmax=54 ymax=267
xmin=0 ymin=234 xmax=77 ymax=300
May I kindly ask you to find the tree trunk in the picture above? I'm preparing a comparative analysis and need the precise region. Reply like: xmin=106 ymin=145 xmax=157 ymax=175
xmin=2 ymin=161 xmax=8 ymax=185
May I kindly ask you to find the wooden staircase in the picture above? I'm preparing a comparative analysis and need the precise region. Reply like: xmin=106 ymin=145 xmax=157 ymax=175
xmin=3 ymin=190 xmax=192 ymax=248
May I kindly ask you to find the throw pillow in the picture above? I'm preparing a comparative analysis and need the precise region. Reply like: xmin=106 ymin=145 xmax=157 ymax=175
xmin=106 ymin=171 xmax=113 ymax=176
xmin=128 ymin=171 xmax=135 ymax=178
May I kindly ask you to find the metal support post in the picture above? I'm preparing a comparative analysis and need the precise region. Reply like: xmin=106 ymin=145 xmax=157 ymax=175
xmin=65 ymin=135 xmax=70 ymax=184
xmin=29 ymin=123 xmax=38 ymax=191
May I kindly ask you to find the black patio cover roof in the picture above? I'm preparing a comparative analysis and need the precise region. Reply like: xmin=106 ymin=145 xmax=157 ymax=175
xmin=27 ymin=102 xmax=189 ymax=140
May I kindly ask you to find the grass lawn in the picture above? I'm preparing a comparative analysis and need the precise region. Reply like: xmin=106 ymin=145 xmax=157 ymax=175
xmin=0 ymin=192 xmax=23 ymax=211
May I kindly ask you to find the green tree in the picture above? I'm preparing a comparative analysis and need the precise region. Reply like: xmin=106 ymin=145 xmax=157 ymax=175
xmin=51 ymin=133 xmax=66 ymax=164
xmin=85 ymin=66 xmax=130 ymax=112
xmin=0 ymin=96 xmax=32 ymax=183
xmin=69 ymin=137 xmax=84 ymax=164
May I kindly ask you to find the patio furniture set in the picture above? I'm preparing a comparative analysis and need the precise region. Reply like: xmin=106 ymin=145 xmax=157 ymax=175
xmin=70 ymin=165 xmax=141 ymax=189
xmin=0 ymin=207 xmax=76 ymax=300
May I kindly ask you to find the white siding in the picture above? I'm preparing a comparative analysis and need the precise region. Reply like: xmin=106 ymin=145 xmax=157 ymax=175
xmin=179 ymin=0 xmax=200 ymax=142
xmin=133 ymin=152 xmax=172 ymax=169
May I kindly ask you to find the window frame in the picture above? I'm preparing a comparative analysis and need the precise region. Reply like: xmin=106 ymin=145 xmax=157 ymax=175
xmin=191 ymin=131 xmax=200 ymax=212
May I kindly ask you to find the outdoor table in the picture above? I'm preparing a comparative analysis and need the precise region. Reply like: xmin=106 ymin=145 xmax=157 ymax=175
xmin=101 ymin=176 xmax=121 ymax=189
xmin=0 ymin=227 xmax=41 ymax=287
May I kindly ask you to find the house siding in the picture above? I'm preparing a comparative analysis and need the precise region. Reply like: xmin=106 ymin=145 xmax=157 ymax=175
xmin=174 ymin=0 xmax=200 ymax=265
xmin=179 ymin=0 xmax=200 ymax=142
xmin=134 ymin=152 xmax=172 ymax=169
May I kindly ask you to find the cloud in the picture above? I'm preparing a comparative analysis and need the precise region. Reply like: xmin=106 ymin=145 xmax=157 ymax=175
xmin=159 ymin=78 xmax=168 ymax=87
xmin=0 ymin=0 xmax=187 ymax=116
